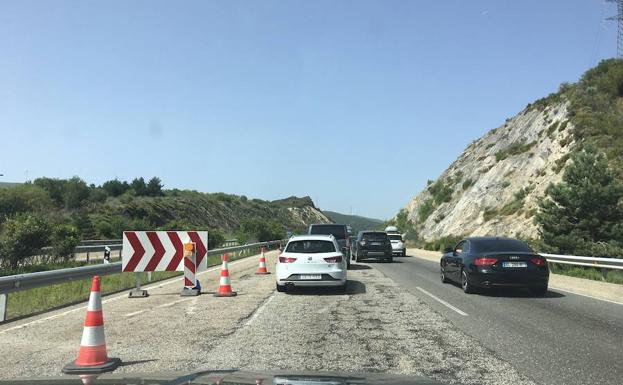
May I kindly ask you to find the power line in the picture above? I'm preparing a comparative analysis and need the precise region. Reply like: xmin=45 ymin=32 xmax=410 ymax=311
xmin=607 ymin=0 xmax=623 ymax=58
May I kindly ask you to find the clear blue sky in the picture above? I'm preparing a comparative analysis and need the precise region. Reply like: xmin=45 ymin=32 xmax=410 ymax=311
xmin=0 ymin=0 xmax=617 ymax=219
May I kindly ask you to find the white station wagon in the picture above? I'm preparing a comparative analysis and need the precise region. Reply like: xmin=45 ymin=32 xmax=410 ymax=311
xmin=276 ymin=234 xmax=347 ymax=292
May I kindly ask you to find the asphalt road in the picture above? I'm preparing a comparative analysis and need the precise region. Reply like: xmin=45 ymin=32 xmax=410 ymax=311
xmin=371 ymin=253 xmax=623 ymax=385
xmin=0 ymin=252 xmax=535 ymax=385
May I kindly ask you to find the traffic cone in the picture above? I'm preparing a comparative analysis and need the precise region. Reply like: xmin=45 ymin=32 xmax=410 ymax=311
xmin=214 ymin=253 xmax=237 ymax=297
xmin=63 ymin=276 xmax=121 ymax=374
xmin=255 ymin=246 xmax=270 ymax=275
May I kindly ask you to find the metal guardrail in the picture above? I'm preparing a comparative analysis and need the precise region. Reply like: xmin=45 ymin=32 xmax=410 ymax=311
xmin=0 ymin=239 xmax=284 ymax=322
xmin=539 ymin=253 xmax=623 ymax=270
xmin=78 ymin=239 xmax=123 ymax=246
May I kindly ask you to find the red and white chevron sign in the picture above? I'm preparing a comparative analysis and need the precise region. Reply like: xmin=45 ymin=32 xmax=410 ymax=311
xmin=121 ymin=231 xmax=208 ymax=272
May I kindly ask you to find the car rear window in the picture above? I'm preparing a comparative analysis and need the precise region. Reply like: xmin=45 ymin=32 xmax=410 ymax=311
xmin=286 ymin=240 xmax=337 ymax=253
xmin=471 ymin=239 xmax=533 ymax=253
xmin=309 ymin=225 xmax=346 ymax=239
xmin=362 ymin=232 xmax=389 ymax=241
xmin=388 ymin=234 xmax=402 ymax=241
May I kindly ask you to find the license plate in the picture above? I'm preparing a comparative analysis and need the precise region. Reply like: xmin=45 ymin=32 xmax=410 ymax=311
xmin=502 ymin=261 xmax=527 ymax=268
xmin=300 ymin=274 xmax=321 ymax=280
xmin=370 ymin=242 xmax=382 ymax=246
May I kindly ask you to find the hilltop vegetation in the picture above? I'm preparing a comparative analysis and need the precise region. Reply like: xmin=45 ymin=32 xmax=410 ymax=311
xmin=531 ymin=58 xmax=623 ymax=175
xmin=0 ymin=177 xmax=329 ymax=272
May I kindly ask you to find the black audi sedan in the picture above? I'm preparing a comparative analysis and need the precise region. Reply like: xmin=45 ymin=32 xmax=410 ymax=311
xmin=440 ymin=237 xmax=549 ymax=295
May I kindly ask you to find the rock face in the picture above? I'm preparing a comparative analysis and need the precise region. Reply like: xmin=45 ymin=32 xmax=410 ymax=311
xmin=287 ymin=206 xmax=332 ymax=228
xmin=405 ymin=102 xmax=574 ymax=241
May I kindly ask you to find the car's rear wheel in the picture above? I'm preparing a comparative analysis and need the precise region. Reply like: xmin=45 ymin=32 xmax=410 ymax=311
xmin=461 ymin=269 xmax=475 ymax=294
xmin=387 ymin=256 xmax=393 ymax=263
xmin=530 ymin=286 xmax=548 ymax=296
xmin=276 ymin=283 xmax=286 ymax=293
xmin=355 ymin=251 xmax=362 ymax=262
xmin=440 ymin=265 xmax=449 ymax=283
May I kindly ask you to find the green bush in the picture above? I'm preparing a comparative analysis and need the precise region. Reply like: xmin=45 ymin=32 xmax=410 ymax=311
xmin=483 ymin=207 xmax=498 ymax=222
xmin=419 ymin=235 xmax=463 ymax=252
xmin=495 ymin=141 xmax=536 ymax=162
xmin=462 ymin=179 xmax=474 ymax=190
xmin=417 ymin=199 xmax=435 ymax=223
xmin=0 ymin=184 xmax=53 ymax=221
xmin=50 ymin=224 xmax=81 ymax=262
xmin=63 ymin=177 xmax=91 ymax=209
xmin=238 ymin=218 xmax=284 ymax=242
xmin=427 ymin=180 xmax=453 ymax=205
xmin=0 ymin=214 xmax=51 ymax=270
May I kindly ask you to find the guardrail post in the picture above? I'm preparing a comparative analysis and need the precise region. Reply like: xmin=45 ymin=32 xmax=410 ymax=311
xmin=0 ymin=293 xmax=7 ymax=322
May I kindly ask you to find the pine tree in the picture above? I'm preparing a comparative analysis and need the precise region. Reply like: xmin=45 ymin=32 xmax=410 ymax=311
xmin=536 ymin=145 xmax=623 ymax=256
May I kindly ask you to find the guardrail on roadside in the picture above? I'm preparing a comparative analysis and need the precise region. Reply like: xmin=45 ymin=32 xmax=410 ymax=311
xmin=43 ymin=239 xmax=240 ymax=262
xmin=0 ymin=240 xmax=284 ymax=322
xmin=539 ymin=253 xmax=623 ymax=271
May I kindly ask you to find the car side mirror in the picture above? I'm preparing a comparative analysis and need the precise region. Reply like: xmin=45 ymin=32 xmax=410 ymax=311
xmin=443 ymin=247 xmax=453 ymax=254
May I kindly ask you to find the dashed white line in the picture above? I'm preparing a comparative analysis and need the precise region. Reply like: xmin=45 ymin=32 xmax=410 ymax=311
xmin=0 ymin=256 xmax=260 ymax=334
xmin=244 ymin=293 xmax=275 ymax=327
xmin=416 ymin=286 xmax=468 ymax=316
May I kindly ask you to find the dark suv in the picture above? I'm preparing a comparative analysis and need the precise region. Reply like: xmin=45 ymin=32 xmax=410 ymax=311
xmin=308 ymin=224 xmax=350 ymax=268
xmin=352 ymin=231 xmax=393 ymax=263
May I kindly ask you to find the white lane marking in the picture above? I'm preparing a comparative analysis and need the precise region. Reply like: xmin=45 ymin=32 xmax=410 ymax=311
xmin=123 ymin=310 xmax=145 ymax=317
xmin=244 ymin=293 xmax=275 ymax=327
xmin=0 ymin=257 xmax=257 ymax=334
xmin=416 ymin=287 xmax=468 ymax=316
xmin=549 ymin=286 xmax=623 ymax=306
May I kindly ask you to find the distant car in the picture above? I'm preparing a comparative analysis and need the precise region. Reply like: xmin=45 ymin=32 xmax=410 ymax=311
xmin=440 ymin=237 xmax=549 ymax=295
xmin=387 ymin=233 xmax=406 ymax=256
xmin=276 ymin=234 xmax=347 ymax=292
xmin=308 ymin=224 xmax=350 ymax=268
xmin=352 ymin=231 xmax=393 ymax=263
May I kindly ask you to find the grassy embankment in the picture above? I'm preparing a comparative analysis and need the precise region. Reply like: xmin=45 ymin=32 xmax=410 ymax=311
xmin=4 ymin=248 xmax=262 ymax=321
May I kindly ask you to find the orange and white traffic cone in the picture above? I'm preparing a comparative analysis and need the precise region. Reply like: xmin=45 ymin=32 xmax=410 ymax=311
xmin=214 ymin=253 xmax=237 ymax=297
xmin=63 ymin=276 xmax=121 ymax=374
xmin=255 ymin=246 xmax=270 ymax=275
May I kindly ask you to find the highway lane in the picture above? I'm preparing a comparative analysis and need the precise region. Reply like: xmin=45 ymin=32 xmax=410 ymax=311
xmin=0 ymin=252 xmax=535 ymax=385
xmin=371 ymin=253 xmax=623 ymax=385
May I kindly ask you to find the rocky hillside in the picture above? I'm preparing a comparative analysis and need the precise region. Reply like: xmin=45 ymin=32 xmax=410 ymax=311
xmin=404 ymin=59 xmax=623 ymax=242
xmin=406 ymin=102 xmax=573 ymax=240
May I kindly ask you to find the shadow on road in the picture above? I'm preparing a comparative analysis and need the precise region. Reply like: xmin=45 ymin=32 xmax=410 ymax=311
xmin=119 ymin=359 xmax=158 ymax=367
xmin=479 ymin=288 xmax=565 ymax=299
xmin=284 ymin=279 xmax=366 ymax=296
xmin=348 ymin=264 xmax=371 ymax=270
xmin=446 ymin=282 xmax=566 ymax=299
